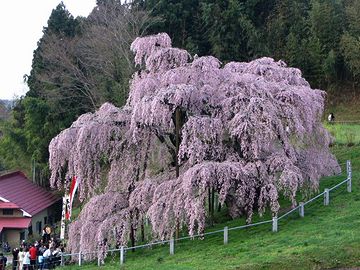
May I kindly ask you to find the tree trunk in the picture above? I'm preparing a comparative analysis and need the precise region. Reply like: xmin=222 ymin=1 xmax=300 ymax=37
xmin=141 ymin=219 xmax=145 ymax=242
xmin=211 ymin=188 xmax=215 ymax=217
xmin=130 ymin=224 xmax=135 ymax=252
xmin=208 ymin=188 xmax=211 ymax=213
xmin=175 ymin=220 xmax=180 ymax=240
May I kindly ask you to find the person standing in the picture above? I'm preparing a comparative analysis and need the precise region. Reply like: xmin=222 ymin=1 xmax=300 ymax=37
xmin=18 ymin=248 xmax=25 ymax=270
xmin=37 ymin=250 xmax=44 ymax=270
xmin=12 ymin=248 xmax=19 ymax=270
xmin=22 ymin=249 xmax=30 ymax=270
xmin=328 ymin=112 xmax=335 ymax=123
xmin=29 ymin=245 xmax=37 ymax=270
xmin=0 ymin=253 xmax=8 ymax=270
xmin=42 ymin=246 xmax=51 ymax=270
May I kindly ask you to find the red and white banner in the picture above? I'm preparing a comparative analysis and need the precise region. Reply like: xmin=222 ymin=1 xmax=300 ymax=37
xmin=66 ymin=176 xmax=79 ymax=220
xmin=60 ymin=176 xmax=79 ymax=240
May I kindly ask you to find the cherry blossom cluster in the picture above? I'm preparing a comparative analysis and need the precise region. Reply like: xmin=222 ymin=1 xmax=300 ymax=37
xmin=49 ymin=33 xmax=340 ymax=259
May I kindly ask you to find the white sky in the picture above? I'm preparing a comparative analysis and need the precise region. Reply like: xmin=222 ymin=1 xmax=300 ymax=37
xmin=0 ymin=1 xmax=97 ymax=100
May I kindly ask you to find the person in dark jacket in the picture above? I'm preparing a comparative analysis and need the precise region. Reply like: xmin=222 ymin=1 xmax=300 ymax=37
xmin=0 ymin=253 xmax=8 ymax=270
xmin=12 ymin=248 xmax=19 ymax=270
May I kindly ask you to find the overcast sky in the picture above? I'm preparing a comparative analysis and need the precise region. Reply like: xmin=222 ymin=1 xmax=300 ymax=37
xmin=0 ymin=1 xmax=97 ymax=100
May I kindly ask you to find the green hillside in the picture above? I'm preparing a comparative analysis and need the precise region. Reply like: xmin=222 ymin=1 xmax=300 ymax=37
xmin=61 ymin=142 xmax=360 ymax=270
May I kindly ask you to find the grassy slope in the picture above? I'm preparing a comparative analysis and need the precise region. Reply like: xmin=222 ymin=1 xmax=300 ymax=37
xmin=324 ymin=85 xmax=360 ymax=122
xmin=63 ymin=144 xmax=360 ymax=270
xmin=325 ymin=123 xmax=360 ymax=146
xmin=64 ymin=98 xmax=360 ymax=270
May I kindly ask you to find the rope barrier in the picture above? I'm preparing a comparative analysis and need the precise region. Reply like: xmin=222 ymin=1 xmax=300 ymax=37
xmin=331 ymin=120 xmax=360 ymax=124
xmin=228 ymin=219 xmax=272 ymax=231
xmin=303 ymin=191 xmax=326 ymax=206
xmin=278 ymin=205 xmax=301 ymax=220
xmin=328 ymin=178 xmax=350 ymax=192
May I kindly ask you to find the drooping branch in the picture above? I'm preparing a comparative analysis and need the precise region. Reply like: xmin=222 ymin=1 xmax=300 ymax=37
xmin=49 ymin=33 xmax=340 ymax=260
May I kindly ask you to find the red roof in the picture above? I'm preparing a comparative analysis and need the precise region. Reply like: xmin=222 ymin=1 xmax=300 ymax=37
xmin=0 ymin=171 xmax=60 ymax=216
xmin=0 ymin=202 xmax=20 ymax=209
xmin=0 ymin=217 xmax=31 ymax=232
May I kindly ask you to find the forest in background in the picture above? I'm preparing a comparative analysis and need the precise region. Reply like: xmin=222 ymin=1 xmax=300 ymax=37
xmin=0 ymin=0 xmax=359 ymax=185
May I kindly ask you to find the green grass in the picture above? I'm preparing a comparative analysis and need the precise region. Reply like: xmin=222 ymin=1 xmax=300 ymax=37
xmin=324 ymin=123 xmax=360 ymax=146
xmin=62 ymin=144 xmax=360 ymax=270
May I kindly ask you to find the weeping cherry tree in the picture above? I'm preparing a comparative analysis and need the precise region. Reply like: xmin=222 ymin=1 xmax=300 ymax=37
xmin=49 ymin=33 xmax=340 ymax=260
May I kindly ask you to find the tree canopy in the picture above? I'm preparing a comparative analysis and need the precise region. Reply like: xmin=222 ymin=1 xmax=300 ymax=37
xmin=1 ymin=0 xmax=358 ymax=183
xmin=49 ymin=33 xmax=339 ymax=260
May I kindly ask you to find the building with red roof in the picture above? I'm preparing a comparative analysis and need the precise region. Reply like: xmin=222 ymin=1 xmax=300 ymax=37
xmin=0 ymin=171 xmax=61 ymax=248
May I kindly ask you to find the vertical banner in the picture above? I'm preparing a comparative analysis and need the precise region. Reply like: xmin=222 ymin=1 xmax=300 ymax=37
xmin=60 ymin=176 xmax=78 ymax=240
xmin=60 ymin=195 xmax=69 ymax=240
xmin=67 ymin=176 xmax=79 ymax=221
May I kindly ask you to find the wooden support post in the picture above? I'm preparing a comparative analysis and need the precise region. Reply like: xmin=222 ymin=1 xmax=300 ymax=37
xmin=78 ymin=251 xmax=82 ymax=266
xmin=272 ymin=216 xmax=278 ymax=232
xmin=324 ymin=188 xmax=329 ymax=206
xmin=299 ymin=202 xmax=304 ymax=218
xmin=120 ymin=246 xmax=125 ymax=265
xmin=170 ymin=238 xmax=175 ymax=255
xmin=224 ymin=226 xmax=228 ymax=244
xmin=347 ymin=160 xmax=352 ymax=193
xmin=347 ymin=176 xmax=352 ymax=193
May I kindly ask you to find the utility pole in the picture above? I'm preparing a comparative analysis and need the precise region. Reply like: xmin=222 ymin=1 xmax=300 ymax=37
xmin=175 ymin=107 xmax=181 ymax=178
xmin=175 ymin=107 xmax=181 ymax=239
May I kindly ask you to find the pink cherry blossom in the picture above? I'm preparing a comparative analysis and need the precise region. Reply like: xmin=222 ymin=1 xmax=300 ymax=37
xmin=49 ymin=33 xmax=340 ymax=259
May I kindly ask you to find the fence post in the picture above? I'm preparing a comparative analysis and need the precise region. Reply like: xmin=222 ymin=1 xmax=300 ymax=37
xmin=61 ymin=254 xmax=64 ymax=266
xmin=78 ymin=251 xmax=82 ymax=266
xmin=170 ymin=238 xmax=175 ymax=255
xmin=272 ymin=216 xmax=278 ymax=232
xmin=324 ymin=188 xmax=329 ymax=206
xmin=299 ymin=202 xmax=304 ymax=218
xmin=97 ymin=255 xmax=101 ymax=267
xmin=120 ymin=246 xmax=125 ymax=265
xmin=347 ymin=160 xmax=352 ymax=193
xmin=224 ymin=226 xmax=228 ymax=244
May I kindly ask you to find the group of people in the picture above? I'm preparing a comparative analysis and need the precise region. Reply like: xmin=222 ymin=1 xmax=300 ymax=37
xmin=1 ymin=239 xmax=64 ymax=270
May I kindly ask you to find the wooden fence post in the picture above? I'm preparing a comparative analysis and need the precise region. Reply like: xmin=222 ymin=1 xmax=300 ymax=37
xmin=170 ymin=238 xmax=175 ymax=255
xmin=78 ymin=251 xmax=82 ymax=266
xmin=224 ymin=226 xmax=228 ymax=244
xmin=347 ymin=160 xmax=352 ymax=193
xmin=299 ymin=202 xmax=304 ymax=218
xmin=347 ymin=176 xmax=352 ymax=193
xmin=272 ymin=216 xmax=278 ymax=232
xmin=120 ymin=246 xmax=125 ymax=265
xmin=324 ymin=188 xmax=329 ymax=206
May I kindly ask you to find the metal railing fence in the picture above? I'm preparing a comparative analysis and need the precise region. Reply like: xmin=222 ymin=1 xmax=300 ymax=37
xmin=54 ymin=160 xmax=353 ymax=267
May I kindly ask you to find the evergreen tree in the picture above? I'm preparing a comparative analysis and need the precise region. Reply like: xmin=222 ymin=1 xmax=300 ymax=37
xmin=200 ymin=0 xmax=264 ymax=62
xmin=340 ymin=0 xmax=360 ymax=84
